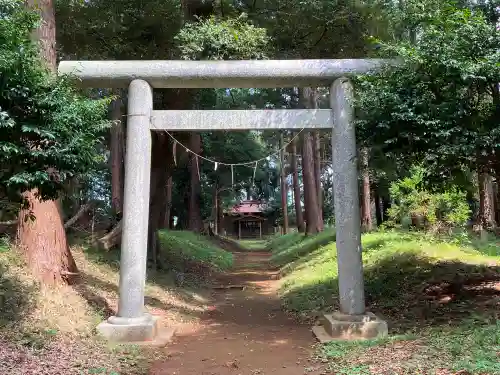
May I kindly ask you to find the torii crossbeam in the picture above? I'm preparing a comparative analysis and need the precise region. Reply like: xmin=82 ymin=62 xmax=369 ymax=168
xmin=58 ymin=59 xmax=389 ymax=343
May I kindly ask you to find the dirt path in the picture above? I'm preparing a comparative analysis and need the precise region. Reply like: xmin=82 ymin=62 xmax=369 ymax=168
xmin=150 ymin=251 xmax=323 ymax=375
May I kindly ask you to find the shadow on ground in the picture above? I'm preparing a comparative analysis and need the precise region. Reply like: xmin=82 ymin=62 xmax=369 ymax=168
xmin=150 ymin=251 xmax=321 ymax=375
xmin=73 ymin=271 xmax=204 ymax=320
xmin=270 ymin=231 xmax=337 ymax=269
xmin=284 ymin=252 xmax=500 ymax=332
xmin=0 ymin=263 xmax=37 ymax=328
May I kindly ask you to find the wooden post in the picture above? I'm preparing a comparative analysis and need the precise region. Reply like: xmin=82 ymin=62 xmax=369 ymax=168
xmin=259 ymin=221 xmax=262 ymax=239
xmin=238 ymin=220 xmax=241 ymax=239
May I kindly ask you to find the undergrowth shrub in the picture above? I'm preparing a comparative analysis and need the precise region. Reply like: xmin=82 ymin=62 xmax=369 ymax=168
xmin=388 ymin=166 xmax=470 ymax=232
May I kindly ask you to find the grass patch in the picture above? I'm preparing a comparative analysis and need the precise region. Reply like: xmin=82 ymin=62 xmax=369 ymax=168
xmin=237 ymin=239 xmax=268 ymax=251
xmin=268 ymin=229 xmax=336 ymax=270
xmin=273 ymin=230 xmax=500 ymax=374
xmin=157 ymin=230 xmax=233 ymax=273
xmin=0 ymin=234 xmax=210 ymax=374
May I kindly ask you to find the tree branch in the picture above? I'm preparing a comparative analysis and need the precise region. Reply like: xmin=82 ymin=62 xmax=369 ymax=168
xmin=64 ymin=202 xmax=95 ymax=229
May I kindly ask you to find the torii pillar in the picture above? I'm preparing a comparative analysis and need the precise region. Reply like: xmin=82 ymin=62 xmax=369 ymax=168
xmin=58 ymin=59 xmax=389 ymax=343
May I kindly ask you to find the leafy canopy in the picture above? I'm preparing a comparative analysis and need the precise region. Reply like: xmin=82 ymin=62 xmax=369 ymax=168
xmin=175 ymin=14 xmax=270 ymax=60
xmin=0 ymin=1 xmax=110 ymax=204
xmin=355 ymin=0 xmax=500 ymax=174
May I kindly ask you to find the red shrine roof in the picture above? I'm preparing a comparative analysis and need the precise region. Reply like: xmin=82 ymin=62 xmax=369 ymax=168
xmin=229 ymin=200 xmax=266 ymax=214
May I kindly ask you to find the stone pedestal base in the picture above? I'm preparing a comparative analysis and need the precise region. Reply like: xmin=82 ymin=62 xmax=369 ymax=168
xmin=97 ymin=313 xmax=174 ymax=344
xmin=312 ymin=312 xmax=388 ymax=343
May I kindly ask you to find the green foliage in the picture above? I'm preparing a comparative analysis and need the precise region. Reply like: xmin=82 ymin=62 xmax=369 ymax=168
xmin=175 ymin=15 xmax=269 ymax=60
xmin=157 ymin=230 xmax=233 ymax=272
xmin=0 ymin=1 xmax=110 ymax=204
xmin=355 ymin=0 xmax=500 ymax=179
xmin=388 ymin=166 xmax=471 ymax=229
xmin=56 ymin=0 xmax=182 ymax=59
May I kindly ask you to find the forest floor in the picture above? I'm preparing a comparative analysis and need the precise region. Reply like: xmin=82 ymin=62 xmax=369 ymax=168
xmin=150 ymin=249 xmax=324 ymax=375
xmin=0 ymin=234 xmax=215 ymax=375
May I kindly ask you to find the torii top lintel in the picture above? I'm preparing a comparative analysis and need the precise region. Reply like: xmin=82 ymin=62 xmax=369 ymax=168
xmin=57 ymin=59 xmax=390 ymax=89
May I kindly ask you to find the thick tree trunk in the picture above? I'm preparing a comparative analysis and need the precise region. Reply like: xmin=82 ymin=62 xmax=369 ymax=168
xmin=17 ymin=191 xmax=78 ymax=284
xmin=312 ymin=131 xmax=324 ymax=230
xmin=301 ymin=131 xmax=321 ymax=235
xmin=373 ymin=188 xmax=383 ymax=227
xmin=148 ymin=133 xmax=171 ymax=268
xmin=301 ymin=88 xmax=321 ymax=235
xmin=110 ymin=96 xmax=125 ymax=217
xmin=360 ymin=148 xmax=373 ymax=232
xmin=280 ymin=133 xmax=289 ymax=234
xmin=188 ymin=133 xmax=203 ymax=232
xmin=494 ymin=163 xmax=500 ymax=225
xmin=478 ymin=165 xmax=496 ymax=232
xmin=382 ymin=197 xmax=391 ymax=223
xmin=291 ymin=136 xmax=305 ymax=232
xmin=27 ymin=0 xmax=57 ymax=69
xmin=217 ymin=191 xmax=223 ymax=234
xmin=163 ymin=175 xmax=173 ymax=229
xmin=18 ymin=1 xmax=78 ymax=286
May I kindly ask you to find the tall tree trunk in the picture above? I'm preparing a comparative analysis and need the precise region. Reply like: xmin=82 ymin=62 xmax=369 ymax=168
xmin=163 ymin=175 xmax=173 ymax=229
xmin=17 ymin=0 xmax=78 ymax=285
xmin=373 ymin=187 xmax=383 ymax=227
xmin=478 ymin=165 xmax=496 ymax=233
xmin=217 ymin=188 xmax=223 ymax=235
xmin=312 ymin=131 xmax=324 ymax=230
xmin=148 ymin=133 xmax=171 ymax=269
xmin=291 ymin=136 xmax=305 ymax=232
xmin=280 ymin=133 xmax=289 ymax=234
xmin=301 ymin=131 xmax=321 ymax=235
xmin=360 ymin=148 xmax=373 ymax=232
xmin=17 ymin=191 xmax=78 ymax=284
xmin=301 ymin=88 xmax=321 ymax=235
xmin=188 ymin=133 xmax=203 ymax=232
xmin=110 ymin=96 xmax=125 ymax=218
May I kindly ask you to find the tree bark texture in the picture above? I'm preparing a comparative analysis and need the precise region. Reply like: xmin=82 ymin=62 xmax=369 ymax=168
xmin=148 ymin=133 xmax=172 ymax=268
xmin=27 ymin=0 xmax=57 ymax=71
xmin=291 ymin=136 xmax=305 ymax=232
xmin=373 ymin=188 xmax=383 ymax=227
xmin=301 ymin=131 xmax=321 ymax=235
xmin=301 ymin=88 xmax=321 ymax=235
xmin=312 ymin=131 xmax=324 ymax=230
xmin=478 ymin=166 xmax=496 ymax=230
xmin=360 ymin=148 xmax=373 ymax=232
xmin=280 ymin=133 xmax=289 ymax=234
xmin=18 ymin=0 xmax=78 ymax=286
xmin=162 ymin=175 xmax=173 ymax=229
xmin=17 ymin=191 xmax=78 ymax=284
xmin=110 ymin=96 xmax=125 ymax=217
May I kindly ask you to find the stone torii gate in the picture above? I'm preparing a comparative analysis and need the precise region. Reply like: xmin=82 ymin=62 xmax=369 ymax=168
xmin=58 ymin=59 xmax=388 ymax=343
